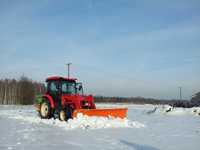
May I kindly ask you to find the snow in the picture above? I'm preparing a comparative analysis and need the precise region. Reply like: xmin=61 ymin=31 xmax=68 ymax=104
xmin=152 ymin=105 xmax=200 ymax=116
xmin=0 ymin=104 xmax=200 ymax=150
xmin=0 ymin=105 xmax=144 ymax=130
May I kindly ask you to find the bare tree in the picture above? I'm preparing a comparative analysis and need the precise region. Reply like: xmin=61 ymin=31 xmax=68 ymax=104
xmin=0 ymin=76 xmax=45 ymax=105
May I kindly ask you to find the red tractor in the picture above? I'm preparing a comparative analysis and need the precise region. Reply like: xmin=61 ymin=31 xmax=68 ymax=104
xmin=36 ymin=76 xmax=127 ymax=121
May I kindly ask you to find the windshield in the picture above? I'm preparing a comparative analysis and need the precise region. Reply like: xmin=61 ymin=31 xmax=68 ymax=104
xmin=61 ymin=81 xmax=76 ymax=94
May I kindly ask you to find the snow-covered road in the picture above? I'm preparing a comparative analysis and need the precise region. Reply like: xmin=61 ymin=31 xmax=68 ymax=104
xmin=0 ymin=104 xmax=200 ymax=150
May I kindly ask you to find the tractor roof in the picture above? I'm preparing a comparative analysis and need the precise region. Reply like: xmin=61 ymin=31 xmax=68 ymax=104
xmin=46 ymin=76 xmax=77 ymax=82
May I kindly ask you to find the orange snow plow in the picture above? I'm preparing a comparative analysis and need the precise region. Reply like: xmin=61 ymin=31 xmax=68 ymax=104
xmin=73 ymin=108 xmax=128 ymax=119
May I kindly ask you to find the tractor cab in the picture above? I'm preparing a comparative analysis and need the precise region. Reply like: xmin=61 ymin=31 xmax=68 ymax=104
xmin=46 ymin=76 xmax=83 ymax=96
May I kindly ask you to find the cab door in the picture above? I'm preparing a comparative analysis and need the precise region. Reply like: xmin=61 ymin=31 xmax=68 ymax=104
xmin=48 ymin=80 xmax=62 ymax=110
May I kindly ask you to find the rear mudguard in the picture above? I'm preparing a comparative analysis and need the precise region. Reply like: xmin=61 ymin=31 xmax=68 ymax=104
xmin=42 ymin=94 xmax=55 ymax=108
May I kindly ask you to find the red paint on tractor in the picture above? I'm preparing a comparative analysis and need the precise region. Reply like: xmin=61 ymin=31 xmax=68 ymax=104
xmin=43 ymin=94 xmax=55 ymax=108
xmin=46 ymin=76 xmax=77 ymax=82
xmin=61 ymin=94 xmax=95 ymax=110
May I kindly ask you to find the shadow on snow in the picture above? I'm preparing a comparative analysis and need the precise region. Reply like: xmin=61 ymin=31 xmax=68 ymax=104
xmin=120 ymin=140 xmax=160 ymax=150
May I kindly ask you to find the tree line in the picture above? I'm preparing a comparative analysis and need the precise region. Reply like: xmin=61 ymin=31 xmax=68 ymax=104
xmin=0 ymin=76 xmax=45 ymax=105
xmin=172 ymin=92 xmax=200 ymax=108
xmin=94 ymin=96 xmax=176 ymax=105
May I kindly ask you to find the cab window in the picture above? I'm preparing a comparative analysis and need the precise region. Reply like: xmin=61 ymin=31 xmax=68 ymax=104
xmin=61 ymin=81 xmax=76 ymax=94
xmin=49 ymin=81 xmax=59 ymax=93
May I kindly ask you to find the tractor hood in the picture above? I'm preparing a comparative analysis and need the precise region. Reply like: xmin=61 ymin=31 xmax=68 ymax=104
xmin=61 ymin=94 xmax=96 ymax=109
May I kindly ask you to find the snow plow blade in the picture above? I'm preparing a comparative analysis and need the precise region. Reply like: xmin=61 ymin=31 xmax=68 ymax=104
xmin=73 ymin=108 xmax=128 ymax=119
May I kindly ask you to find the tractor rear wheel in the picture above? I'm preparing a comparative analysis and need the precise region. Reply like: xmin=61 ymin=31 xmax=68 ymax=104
xmin=40 ymin=100 xmax=51 ymax=119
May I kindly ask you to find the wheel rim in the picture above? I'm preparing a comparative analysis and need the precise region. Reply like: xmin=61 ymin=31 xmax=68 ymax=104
xmin=60 ymin=111 xmax=66 ymax=121
xmin=41 ymin=103 xmax=49 ymax=117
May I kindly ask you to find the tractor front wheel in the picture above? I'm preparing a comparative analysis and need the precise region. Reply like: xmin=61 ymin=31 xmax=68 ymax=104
xmin=40 ymin=100 xmax=51 ymax=119
xmin=59 ymin=105 xmax=73 ymax=121
xmin=59 ymin=110 xmax=66 ymax=121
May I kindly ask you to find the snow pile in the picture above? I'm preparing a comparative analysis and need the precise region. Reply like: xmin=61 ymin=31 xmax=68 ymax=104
xmin=10 ymin=113 xmax=145 ymax=130
xmin=148 ymin=105 xmax=200 ymax=116
xmin=191 ymin=107 xmax=200 ymax=116
xmin=0 ymin=107 xmax=145 ymax=130
xmin=66 ymin=113 xmax=145 ymax=129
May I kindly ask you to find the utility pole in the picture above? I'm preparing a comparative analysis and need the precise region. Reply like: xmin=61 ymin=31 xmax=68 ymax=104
xmin=178 ymin=86 xmax=182 ymax=100
xmin=66 ymin=63 xmax=72 ymax=78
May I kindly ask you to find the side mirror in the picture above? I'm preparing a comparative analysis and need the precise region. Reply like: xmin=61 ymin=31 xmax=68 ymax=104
xmin=78 ymin=85 xmax=82 ymax=91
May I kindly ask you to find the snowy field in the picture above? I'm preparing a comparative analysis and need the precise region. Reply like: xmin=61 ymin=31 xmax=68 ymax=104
xmin=0 ymin=104 xmax=200 ymax=150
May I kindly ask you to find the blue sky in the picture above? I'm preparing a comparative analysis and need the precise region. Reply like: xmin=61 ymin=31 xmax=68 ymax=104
xmin=0 ymin=0 xmax=200 ymax=99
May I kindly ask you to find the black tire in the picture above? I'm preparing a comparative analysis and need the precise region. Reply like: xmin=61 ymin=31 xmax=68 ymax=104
xmin=40 ymin=99 xmax=51 ymax=119
xmin=65 ymin=104 xmax=73 ymax=120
